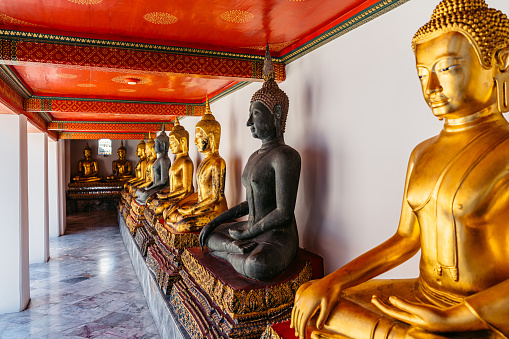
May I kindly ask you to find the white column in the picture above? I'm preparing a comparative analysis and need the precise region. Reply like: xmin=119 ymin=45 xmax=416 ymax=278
xmin=57 ymin=139 xmax=67 ymax=235
xmin=28 ymin=132 xmax=49 ymax=263
xmin=0 ymin=114 xmax=30 ymax=313
xmin=48 ymin=139 xmax=60 ymax=238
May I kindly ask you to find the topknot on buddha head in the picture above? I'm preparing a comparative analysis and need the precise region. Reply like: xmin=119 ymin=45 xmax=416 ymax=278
xmin=170 ymin=118 xmax=189 ymax=142
xmin=250 ymin=45 xmax=289 ymax=135
xmin=412 ymin=0 xmax=509 ymax=69
xmin=196 ymin=97 xmax=221 ymax=150
xmin=155 ymin=124 xmax=170 ymax=153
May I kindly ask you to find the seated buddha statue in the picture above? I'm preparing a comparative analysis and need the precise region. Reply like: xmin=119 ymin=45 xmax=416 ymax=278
xmin=146 ymin=118 xmax=194 ymax=215
xmin=128 ymin=133 xmax=156 ymax=194
xmin=107 ymin=141 xmax=133 ymax=181
xmin=126 ymin=139 xmax=147 ymax=185
xmin=164 ymin=98 xmax=228 ymax=232
xmin=135 ymin=126 xmax=172 ymax=204
xmin=291 ymin=1 xmax=509 ymax=338
xmin=73 ymin=143 xmax=101 ymax=182
xmin=198 ymin=46 xmax=301 ymax=281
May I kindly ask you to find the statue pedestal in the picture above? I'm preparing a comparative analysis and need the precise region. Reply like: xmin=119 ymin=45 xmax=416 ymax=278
xmin=171 ymin=247 xmax=323 ymax=339
xmin=126 ymin=200 xmax=146 ymax=235
xmin=67 ymin=181 xmax=124 ymax=214
xmin=146 ymin=221 xmax=200 ymax=293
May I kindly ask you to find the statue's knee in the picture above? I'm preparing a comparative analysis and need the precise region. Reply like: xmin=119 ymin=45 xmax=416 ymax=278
xmin=243 ymin=254 xmax=283 ymax=281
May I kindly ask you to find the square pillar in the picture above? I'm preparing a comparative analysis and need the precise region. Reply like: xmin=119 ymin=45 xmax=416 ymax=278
xmin=0 ymin=114 xmax=30 ymax=313
xmin=28 ymin=132 xmax=49 ymax=263
xmin=57 ymin=139 xmax=67 ymax=235
xmin=48 ymin=139 xmax=60 ymax=238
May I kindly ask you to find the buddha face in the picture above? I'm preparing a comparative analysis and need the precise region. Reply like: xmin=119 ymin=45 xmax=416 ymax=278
xmin=84 ymin=148 xmax=92 ymax=159
xmin=195 ymin=127 xmax=211 ymax=153
xmin=247 ymin=101 xmax=276 ymax=140
xmin=118 ymin=149 xmax=126 ymax=160
xmin=415 ymin=32 xmax=496 ymax=120
xmin=169 ymin=135 xmax=182 ymax=155
xmin=137 ymin=146 xmax=145 ymax=158
xmin=154 ymin=139 xmax=164 ymax=155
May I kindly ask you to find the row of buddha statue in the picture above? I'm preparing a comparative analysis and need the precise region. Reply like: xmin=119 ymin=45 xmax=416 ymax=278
xmin=116 ymin=0 xmax=509 ymax=337
xmin=72 ymin=141 xmax=134 ymax=183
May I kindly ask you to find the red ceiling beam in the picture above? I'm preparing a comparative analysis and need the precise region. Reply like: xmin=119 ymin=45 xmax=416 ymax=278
xmin=58 ymin=132 xmax=149 ymax=140
xmin=0 ymin=76 xmax=48 ymax=134
xmin=48 ymin=121 xmax=173 ymax=133
xmin=24 ymin=98 xmax=206 ymax=116
xmin=0 ymin=39 xmax=285 ymax=81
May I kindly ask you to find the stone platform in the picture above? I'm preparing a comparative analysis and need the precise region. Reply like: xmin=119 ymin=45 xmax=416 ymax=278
xmin=118 ymin=210 xmax=188 ymax=339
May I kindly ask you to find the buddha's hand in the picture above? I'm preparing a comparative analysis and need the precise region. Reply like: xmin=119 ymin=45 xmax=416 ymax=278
xmin=371 ymin=296 xmax=488 ymax=332
xmin=229 ymin=225 xmax=254 ymax=240
xmin=178 ymin=207 xmax=192 ymax=216
xmin=291 ymin=276 xmax=342 ymax=339
xmin=199 ymin=220 xmax=219 ymax=249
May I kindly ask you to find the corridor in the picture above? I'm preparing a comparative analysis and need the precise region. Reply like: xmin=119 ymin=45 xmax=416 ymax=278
xmin=0 ymin=210 xmax=160 ymax=339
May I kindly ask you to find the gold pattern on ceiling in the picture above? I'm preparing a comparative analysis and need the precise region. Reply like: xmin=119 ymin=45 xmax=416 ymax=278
xmin=77 ymin=83 xmax=97 ymax=88
xmin=143 ymin=12 xmax=178 ymax=25
xmin=180 ymin=81 xmax=199 ymax=87
xmin=220 ymin=10 xmax=254 ymax=24
xmin=118 ymin=89 xmax=136 ymax=93
xmin=242 ymin=39 xmax=300 ymax=52
xmin=67 ymin=0 xmax=102 ymax=4
xmin=0 ymin=14 xmax=39 ymax=27
xmin=56 ymin=74 xmax=78 ymax=79
xmin=158 ymin=88 xmax=175 ymax=92
xmin=111 ymin=75 xmax=151 ymax=85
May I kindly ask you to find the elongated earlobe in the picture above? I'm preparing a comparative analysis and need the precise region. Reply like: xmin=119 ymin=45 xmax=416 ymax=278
xmin=495 ymin=48 xmax=509 ymax=113
xmin=274 ymin=105 xmax=283 ymax=138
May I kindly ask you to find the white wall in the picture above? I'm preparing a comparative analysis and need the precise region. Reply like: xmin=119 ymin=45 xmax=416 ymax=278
xmin=28 ymin=132 xmax=49 ymax=263
xmin=192 ymin=0 xmax=509 ymax=277
xmin=0 ymin=114 xmax=30 ymax=313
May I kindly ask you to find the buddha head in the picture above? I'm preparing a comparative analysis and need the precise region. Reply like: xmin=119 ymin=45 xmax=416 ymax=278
xmin=84 ymin=143 xmax=92 ymax=160
xmin=169 ymin=118 xmax=189 ymax=155
xmin=117 ymin=141 xmax=127 ymax=160
xmin=195 ymin=97 xmax=221 ymax=153
xmin=250 ymin=45 xmax=289 ymax=138
xmin=145 ymin=132 xmax=156 ymax=159
xmin=154 ymin=125 xmax=170 ymax=155
xmin=412 ymin=0 xmax=509 ymax=119
xmin=136 ymin=139 xmax=146 ymax=159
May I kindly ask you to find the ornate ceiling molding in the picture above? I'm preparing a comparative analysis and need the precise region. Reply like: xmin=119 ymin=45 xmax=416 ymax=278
xmin=48 ymin=121 xmax=174 ymax=133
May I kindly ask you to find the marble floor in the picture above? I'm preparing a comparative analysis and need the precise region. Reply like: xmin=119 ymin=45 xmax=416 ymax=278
xmin=0 ymin=210 xmax=161 ymax=339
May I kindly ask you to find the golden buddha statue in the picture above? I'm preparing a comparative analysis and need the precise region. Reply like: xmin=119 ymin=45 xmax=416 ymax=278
xmin=291 ymin=1 xmax=509 ymax=338
xmin=129 ymin=133 xmax=156 ymax=194
xmin=73 ymin=143 xmax=101 ymax=182
xmin=106 ymin=141 xmax=133 ymax=181
xmin=126 ymin=139 xmax=147 ymax=185
xmin=146 ymin=118 xmax=194 ymax=215
xmin=164 ymin=98 xmax=228 ymax=232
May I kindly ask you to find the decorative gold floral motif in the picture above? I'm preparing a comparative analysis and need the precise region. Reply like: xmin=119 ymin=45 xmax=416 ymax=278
xmin=76 ymin=83 xmax=96 ymax=88
xmin=118 ymin=88 xmax=136 ymax=93
xmin=143 ymin=12 xmax=178 ymax=25
xmin=67 ymin=0 xmax=102 ymax=4
xmin=0 ymin=14 xmax=39 ymax=26
xmin=180 ymin=81 xmax=199 ymax=87
xmin=220 ymin=10 xmax=254 ymax=24
xmin=55 ymin=73 xmax=78 ymax=79
xmin=157 ymin=88 xmax=175 ymax=92
xmin=111 ymin=75 xmax=151 ymax=85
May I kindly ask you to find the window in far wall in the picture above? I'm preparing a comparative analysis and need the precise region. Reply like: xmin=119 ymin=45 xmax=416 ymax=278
xmin=98 ymin=139 xmax=112 ymax=155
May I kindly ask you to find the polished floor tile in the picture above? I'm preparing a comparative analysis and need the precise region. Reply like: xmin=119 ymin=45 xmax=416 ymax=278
xmin=0 ymin=211 xmax=160 ymax=339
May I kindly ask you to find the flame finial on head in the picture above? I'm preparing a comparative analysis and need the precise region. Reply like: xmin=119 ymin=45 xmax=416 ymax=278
xmin=263 ymin=44 xmax=275 ymax=82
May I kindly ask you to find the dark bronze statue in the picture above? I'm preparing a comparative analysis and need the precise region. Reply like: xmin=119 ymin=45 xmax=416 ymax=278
xmin=135 ymin=126 xmax=172 ymax=204
xmin=199 ymin=45 xmax=301 ymax=281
